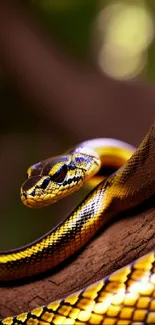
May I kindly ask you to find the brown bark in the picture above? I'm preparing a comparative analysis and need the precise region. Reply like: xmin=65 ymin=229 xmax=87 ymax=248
xmin=0 ymin=200 xmax=155 ymax=318
xmin=0 ymin=0 xmax=155 ymax=320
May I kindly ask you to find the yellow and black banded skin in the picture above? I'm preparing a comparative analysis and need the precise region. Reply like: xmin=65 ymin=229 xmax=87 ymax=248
xmin=0 ymin=139 xmax=135 ymax=282
xmin=1 ymin=252 xmax=155 ymax=325
xmin=1 ymin=123 xmax=155 ymax=324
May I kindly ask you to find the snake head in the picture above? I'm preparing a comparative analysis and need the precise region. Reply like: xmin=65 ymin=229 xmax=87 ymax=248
xmin=20 ymin=150 xmax=100 ymax=208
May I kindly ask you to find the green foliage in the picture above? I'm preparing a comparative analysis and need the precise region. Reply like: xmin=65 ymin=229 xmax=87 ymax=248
xmin=25 ymin=0 xmax=98 ymax=57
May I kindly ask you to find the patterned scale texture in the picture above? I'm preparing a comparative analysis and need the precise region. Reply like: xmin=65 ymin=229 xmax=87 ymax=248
xmin=0 ymin=182 xmax=106 ymax=282
xmin=1 ymin=251 xmax=155 ymax=325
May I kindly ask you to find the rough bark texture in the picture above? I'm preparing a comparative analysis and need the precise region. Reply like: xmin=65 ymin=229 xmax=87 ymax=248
xmin=0 ymin=0 xmax=155 ymax=320
xmin=0 ymin=200 xmax=155 ymax=318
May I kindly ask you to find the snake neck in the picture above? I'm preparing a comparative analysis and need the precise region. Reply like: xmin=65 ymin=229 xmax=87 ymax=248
xmin=1 ymin=125 xmax=155 ymax=282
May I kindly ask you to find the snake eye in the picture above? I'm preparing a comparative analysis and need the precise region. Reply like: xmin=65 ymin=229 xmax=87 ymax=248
xmin=40 ymin=177 xmax=50 ymax=190
xmin=51 ymin=165 xmax=67 ymax=183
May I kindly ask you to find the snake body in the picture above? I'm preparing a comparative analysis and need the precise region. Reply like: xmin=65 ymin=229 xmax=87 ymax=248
xmin=1 ymin=124 xmax=155 ymax=324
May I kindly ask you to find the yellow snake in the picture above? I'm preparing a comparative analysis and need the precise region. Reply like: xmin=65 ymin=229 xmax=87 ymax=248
xmin=1 ymin=124 xmax=155 ymax=324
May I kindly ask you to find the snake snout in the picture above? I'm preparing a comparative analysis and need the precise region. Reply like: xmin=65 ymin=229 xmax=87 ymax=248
xmin=20 ymin=175 xmax=44 ymax=208
xmin=21 ymin=175 xmax=43 ymax=192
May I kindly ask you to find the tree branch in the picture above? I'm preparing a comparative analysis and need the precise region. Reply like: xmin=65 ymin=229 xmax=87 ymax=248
xmin=0 ymin=1 xmax=155 ymax=320
xmin=0 ymin=199 xmax=155 ymax=318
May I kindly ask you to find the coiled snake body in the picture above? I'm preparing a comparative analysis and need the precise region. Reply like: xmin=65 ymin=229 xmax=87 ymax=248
xmin=1 ymin=124 xmax=155 ymax=324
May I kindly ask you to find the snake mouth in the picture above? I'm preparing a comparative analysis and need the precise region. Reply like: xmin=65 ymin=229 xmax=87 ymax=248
xmin=20 ymin=192 xmax=33 ymax=208
xmin=21 ymin=194 xmax=42 ymax=208
xmin=21 ymin=191 xmax=57 ymax=208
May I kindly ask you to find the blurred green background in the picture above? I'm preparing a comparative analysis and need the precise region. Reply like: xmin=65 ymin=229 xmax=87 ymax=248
xmin=1 ymin=0 xmax=155 ymax=250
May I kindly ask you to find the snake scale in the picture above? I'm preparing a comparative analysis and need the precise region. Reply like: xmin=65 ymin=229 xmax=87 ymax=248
xmin=1 ymin=123 xmax=155 ymax=324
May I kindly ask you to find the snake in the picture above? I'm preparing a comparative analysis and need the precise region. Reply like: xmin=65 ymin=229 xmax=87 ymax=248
xmin=1 ymin=123 xmax=155 ymax=324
